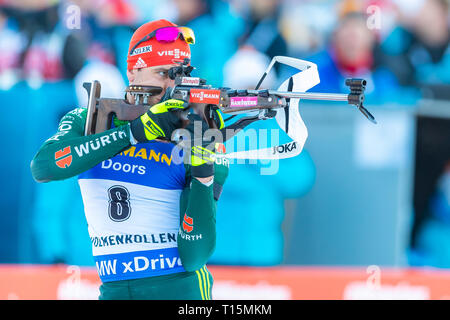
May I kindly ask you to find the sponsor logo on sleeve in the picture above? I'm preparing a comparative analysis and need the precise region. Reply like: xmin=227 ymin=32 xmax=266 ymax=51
xmin=215 ymin=143 xmax=226 ymax=154
xmin=55 ymin=146 xmax=72 ymax=168
xmin=179 ymin=214 xmax=203 ymax=241
xmin=47 ymin=120 xmax=74 ymax=142
xmin=182 ymin=213 xmax=194 ymax=233
xmin=74 ymin=130 xmax=128 ymax=157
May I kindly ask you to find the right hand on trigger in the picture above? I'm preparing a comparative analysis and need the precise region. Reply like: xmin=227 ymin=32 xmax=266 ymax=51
xmin=130 ymin=99 xmax=188 ymax=143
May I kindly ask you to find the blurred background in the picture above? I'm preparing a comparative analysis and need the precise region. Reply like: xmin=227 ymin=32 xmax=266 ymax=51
xmin=1 ymin=0 xmax=450 ymax=299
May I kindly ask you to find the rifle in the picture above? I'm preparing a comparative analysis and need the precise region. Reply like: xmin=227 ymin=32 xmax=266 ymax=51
xmin=167 ymin=57 xmax=374 ymax=124
xmin=83 ymin=56 xmax=376 ymax=159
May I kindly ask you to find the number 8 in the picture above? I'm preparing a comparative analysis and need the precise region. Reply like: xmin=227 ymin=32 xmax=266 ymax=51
xmin=107 ymin=185 xmax=131 ymax=222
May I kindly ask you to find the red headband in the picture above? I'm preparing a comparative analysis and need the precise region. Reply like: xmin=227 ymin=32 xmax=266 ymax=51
xmin=127 ymin=19 xmax=191 ymax=70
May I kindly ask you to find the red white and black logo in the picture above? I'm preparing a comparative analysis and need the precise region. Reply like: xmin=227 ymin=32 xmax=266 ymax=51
xmin=189 ymin=89 xmax=221 ymax=104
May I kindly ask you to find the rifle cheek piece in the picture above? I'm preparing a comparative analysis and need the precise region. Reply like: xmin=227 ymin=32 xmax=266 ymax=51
xmin=83 ymin=82 xmax=164 ymax=135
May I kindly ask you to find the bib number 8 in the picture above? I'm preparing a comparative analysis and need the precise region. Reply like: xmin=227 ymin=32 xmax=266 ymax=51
xmin=108 ymin=185 xmax=131 ymax=222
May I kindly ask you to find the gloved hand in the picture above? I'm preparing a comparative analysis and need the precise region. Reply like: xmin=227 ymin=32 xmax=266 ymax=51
xmin=129 ymin=99 xmax=188 ymax=143
xmin=183 ymin=113 xmax=223 ymax=178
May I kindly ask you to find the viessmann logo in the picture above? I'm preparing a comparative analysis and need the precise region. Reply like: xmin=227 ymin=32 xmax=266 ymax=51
xmin=189 ymin=89 xmax=221 ymax=104
xmin=54 ymin=146 xmax=72 ymax=168
xmin=157 ymin=49 xmax=190 ymax=59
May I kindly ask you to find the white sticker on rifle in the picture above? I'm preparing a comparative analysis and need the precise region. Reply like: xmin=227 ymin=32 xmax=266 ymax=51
xmin=181 ymin=77 xmax=200 ymax=86
xmin=229 ymin=97 xmax=258 ymax=108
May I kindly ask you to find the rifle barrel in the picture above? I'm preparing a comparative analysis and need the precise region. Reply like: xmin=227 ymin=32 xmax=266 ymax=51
xmin=267 ymin=90 xmax=349 ymax=102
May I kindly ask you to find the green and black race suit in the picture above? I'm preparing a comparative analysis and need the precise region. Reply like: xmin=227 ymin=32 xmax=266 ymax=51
xmin=30 ymin=107 xmax=228 ymax=299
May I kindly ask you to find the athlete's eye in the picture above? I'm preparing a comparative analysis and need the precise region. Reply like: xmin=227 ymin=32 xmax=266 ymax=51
xmin=158 ymin=70 xmax=169 ymax=78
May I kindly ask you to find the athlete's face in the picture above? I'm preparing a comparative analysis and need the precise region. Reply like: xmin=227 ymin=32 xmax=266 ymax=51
xmin=126 ymin=64 xmax=177 ymax=106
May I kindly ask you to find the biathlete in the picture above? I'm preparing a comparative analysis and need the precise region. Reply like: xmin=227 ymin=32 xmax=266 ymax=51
xmin=31 ymin=19 xmax=228 ymax=300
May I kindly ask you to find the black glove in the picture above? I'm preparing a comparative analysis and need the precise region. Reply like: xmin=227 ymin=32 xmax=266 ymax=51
xmin=183 ymin=113 xmax=223 ymax=178
xmin=129 ymin=99 xmax=188 ymax=143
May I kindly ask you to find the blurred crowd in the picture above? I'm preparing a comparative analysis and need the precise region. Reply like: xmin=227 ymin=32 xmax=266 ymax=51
xmin=1 ymin=0 xmax=450 ymax=268
xmin=0 ymin=0 xmax=450 ymax=97
xmin=0 ymin=0 xmax=449 ymax=97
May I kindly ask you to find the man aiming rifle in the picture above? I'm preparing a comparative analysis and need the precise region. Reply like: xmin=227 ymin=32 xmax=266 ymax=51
xmin=30 ymin=12 xmax=376 ymax=300
xmin=30 ymin=19 xmax=228 ymax=300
